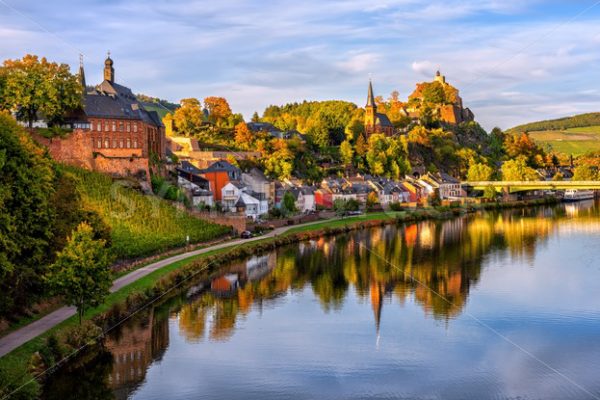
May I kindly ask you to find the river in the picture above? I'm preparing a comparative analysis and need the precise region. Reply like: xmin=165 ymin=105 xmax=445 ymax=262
xmin=43 ymin=201 xmax=600 ymax=400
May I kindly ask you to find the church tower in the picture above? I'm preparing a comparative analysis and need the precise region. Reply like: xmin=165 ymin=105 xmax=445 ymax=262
xmin=365 ymin=80 xmax=377 ymax=134
xmin=104 ymin=52 xmax=115 ymax=82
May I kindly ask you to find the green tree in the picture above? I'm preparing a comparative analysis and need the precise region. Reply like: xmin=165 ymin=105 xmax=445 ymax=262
xmin=47 ymin=222 xmax=111 ymax=324
xmin=501 ymin=156 xmax=539 ymax=181
xmin=173 ymin=98 xmax=204 ymax=136
xmin=572 ymin=164 xmax=598 ymax=181
xmin=251 ymin=111 xmax=260 ymax=122
xmin=340 ymin=140 xmax=354 ymax=166
xmin=282 ymin=191 xmax=297 ymax=214
xmin=1 ymin=54 xmax=82 ymax=128
xmin=467 ymin=163 xmax=494 ymax=181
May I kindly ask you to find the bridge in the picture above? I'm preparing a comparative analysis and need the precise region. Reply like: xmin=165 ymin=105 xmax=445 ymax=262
xmin=462 ymin=181 xmax=600 ymax=193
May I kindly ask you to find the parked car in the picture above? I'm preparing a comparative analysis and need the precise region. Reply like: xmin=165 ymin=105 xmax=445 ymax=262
xmin=240 ymin=230 xmax=252 ymax=239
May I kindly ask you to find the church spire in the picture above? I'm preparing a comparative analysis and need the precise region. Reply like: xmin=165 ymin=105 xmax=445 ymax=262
xmin=104 ymin=51 xmax=115 ymax=82
xmin=78 ymin=54 xmax=86 ymax=89
xmin=366 ymin=79 xmax=376 ymax=108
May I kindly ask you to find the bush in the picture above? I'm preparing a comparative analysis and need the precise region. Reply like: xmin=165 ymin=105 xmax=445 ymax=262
xmin=389 ymin=202 xmax=404 ymax=211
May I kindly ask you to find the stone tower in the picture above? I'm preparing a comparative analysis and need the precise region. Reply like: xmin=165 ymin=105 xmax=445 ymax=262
xmin=365 ymin=80 xmax=377 ymax=130
xmin=104 ymin=52 xmax=114 ymax=82
xmin=434 ymin=70 xmax=446 ymax=85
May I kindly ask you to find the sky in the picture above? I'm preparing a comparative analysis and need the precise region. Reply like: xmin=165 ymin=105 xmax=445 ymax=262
xmin=1 ymin=0 xmax=600 ymax=130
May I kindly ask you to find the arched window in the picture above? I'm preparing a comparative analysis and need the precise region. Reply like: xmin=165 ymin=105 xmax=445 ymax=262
xmin=104 ymin=138 xmax=110 ymax=148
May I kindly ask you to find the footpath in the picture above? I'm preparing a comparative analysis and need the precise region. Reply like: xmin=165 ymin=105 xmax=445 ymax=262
xmin=0 ymin=219 xmax=332 ymax=358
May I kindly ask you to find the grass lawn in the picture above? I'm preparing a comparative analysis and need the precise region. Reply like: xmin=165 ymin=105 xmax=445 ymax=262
xmin=529 ymin=126 xmax=600 ymax=155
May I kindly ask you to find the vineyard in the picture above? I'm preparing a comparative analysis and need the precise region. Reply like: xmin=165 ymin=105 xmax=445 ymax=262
xmin=65 ymin=166 xmax=230 ymax=259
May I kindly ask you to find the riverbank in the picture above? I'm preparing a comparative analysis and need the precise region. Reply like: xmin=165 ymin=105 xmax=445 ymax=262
xmin=0 ymin=197 xmax=559 ymax=399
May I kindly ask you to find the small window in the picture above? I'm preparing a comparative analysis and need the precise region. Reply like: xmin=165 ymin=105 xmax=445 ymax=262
xmin=104 ymin=138 xmax=110 ymax=148
xmin=104 ymin=122 xmax=109 ymax=132
xmin=126 ymin=122 xmax=130 ymax=132
xmin=112 ymin=121 xmax=116 ymax=132
xmin=133 ymin=123 xmax=138 ymax=133
xmin=113 ymin=139 xmax=117 ymax=148
xmin=96 ymin=122 xmax=101 ymax=131
xmin=126 ymin=138 xmax=131 ymax=148
xmin=119 ymin=122 xmax=124 ymax=132
xmin=97 ymin=138 xmax=102 ymax=148
xmin=120 ymin=139 xmax=124 ymax=148
xmin=133 ymin=139 xmax=138 ymax=148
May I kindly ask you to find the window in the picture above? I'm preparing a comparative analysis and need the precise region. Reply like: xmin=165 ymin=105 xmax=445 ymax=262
xmin=119 ymin=121 xmax=124 ymax=132
xmin=126 ymin=122 xmax=130 ymax=132
xmin=104 ymin=122 xmax=109 ymax=132
xmin=133 ymin=139 xmax=138 ymax=148
xmin=112 ymin=121 xmax=116 ymax=132
xmin=133 ymin=123 xmax=138 ymax=133
xmin=126 ymin=138 xmax=131 ymax=148
xmin=120 ymin=139 xmax=124 ymax=148
xmin=96 ymin=122 xmax=101 ymax=131
xmin=97 ymin=138 xmax=102 ymax=148
xmin=104 ymin=138 xmax=110 ymax=148
xmin=113 ymin=139 xmax=117 ymax=148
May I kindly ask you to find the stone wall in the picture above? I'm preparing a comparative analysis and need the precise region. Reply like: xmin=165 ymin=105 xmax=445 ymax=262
xmin=31 ymin=129 xmax=150 ymax=179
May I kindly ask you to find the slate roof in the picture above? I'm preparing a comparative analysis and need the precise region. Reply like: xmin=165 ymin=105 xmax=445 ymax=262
xmin=83 ymin=80 xmax=163 ymax=127
xmin=375 ymin=113 xmax=393 ymax=128
xmin=202 ymin=160 xmax=241 ymax=174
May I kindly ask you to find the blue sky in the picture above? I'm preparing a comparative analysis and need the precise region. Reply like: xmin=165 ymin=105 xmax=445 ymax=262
xmin=1 ymin=0 xmax=600 ymax=130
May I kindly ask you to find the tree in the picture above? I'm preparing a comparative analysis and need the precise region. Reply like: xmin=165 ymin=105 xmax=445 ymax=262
xmin=251 ymin=111 xmax=260 ymax=122
xmin=173 ymin=98 xmax=204 ymax=136
xmin=1 ymin=54 xmax=82 ymax=128
xmin=572 ymin=164 xmax=598 ymax=181
xmin=467 ymin=163 xmax=493 ymax=181
xmin=47 ymin=222 xmax=111 ymax=324
xmin=204 ymin=96 xmax=232 ymax=126
xmin=282 ymin=191 xmax=297 ymax=214
xmin=501 ymin=156 xmax=539 ymax=181
xmin=234 ymin=121 xmax=253 ymax=150
xmin=340 ymin=140 xmax=354 ymax=166
xmin=366 ymin=191 xmax=379 ymax=211
xmin=355 ymin=133 xmax=368 ymax=157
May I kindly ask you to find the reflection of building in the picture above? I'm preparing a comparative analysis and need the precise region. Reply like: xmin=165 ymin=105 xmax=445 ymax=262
xmin=107 ymin=308 xmax=169 ymax=400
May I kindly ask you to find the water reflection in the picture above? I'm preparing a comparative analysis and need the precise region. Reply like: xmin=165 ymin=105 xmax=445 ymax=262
xmin=42 ymin=201 xmax=600 ymax=400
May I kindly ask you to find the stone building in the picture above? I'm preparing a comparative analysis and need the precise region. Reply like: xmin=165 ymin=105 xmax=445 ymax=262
xmin=35 ymin=54 xmax=166 ymax=180
xmin=364 ymin=80 xmax=394 ymax=137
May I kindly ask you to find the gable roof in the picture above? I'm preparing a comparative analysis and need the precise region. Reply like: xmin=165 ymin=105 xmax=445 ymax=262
xmin=375 ymin=113 xmax=393 ymax=128
xmin=202 ymin=160 xmax=240 ymax=173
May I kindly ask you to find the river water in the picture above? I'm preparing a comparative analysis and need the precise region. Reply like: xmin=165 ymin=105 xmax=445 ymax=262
xmin=44 ymin=201 xmax=600 ymax=400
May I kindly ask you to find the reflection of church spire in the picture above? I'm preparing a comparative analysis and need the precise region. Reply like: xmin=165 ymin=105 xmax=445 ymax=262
xmin=370 ymin=281 xmax=383 ymax=335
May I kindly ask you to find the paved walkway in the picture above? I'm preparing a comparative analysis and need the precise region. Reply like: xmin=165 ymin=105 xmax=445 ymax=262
xmin=0 ymin=218 xmax=332 ymax=358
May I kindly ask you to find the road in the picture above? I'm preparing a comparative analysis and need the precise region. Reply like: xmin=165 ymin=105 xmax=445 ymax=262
xmin=0 ymin=219 xmax=331 ymax=358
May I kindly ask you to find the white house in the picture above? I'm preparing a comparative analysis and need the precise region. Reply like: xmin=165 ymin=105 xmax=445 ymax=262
xmin=242 ymin=168 xmax=274 ymax=205
xmin=221 ymin=181 xmax=268 ymax=220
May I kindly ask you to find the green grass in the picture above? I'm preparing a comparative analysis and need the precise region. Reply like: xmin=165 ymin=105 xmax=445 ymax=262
xmin=67 ymin=166 xmax=230 ymax=259
xmin=529 ymin=126 xmax=600 ymax=155
xmin=283 ymin=212 xmax=406 ymax=235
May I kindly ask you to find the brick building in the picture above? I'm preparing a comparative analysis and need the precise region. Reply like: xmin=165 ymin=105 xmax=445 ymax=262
xmin=36 ymin=54 xmax=166 ymax=180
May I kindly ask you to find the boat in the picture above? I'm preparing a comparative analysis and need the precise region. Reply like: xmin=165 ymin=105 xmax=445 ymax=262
xmin=563 ymin=189 xmax=595 ymax=202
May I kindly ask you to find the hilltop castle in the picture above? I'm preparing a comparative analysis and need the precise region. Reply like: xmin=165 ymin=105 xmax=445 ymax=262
xmin=364 ymin=70 xmax=475 ymax=136
xmin=35 ymin=54 xmax=166 ymax=180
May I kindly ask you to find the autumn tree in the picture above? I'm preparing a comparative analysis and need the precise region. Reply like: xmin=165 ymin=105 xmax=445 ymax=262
xmin=234 ymin=121 xmax=253 ymax=150
xmin=173 ymin=98 xmax=205 ymax=136
xmin=366 ymin=134 xmax=410 ymax=178
xmin=1 ymin=54 xmax=82 ymax=128
xmin=340 ymin=140 xmax=354 ymax=166
xmin=263 ymin=138 xmax=294 ymax=180
xmin=204 ymin=96 xmax=232 ymax=126
xmin=467 ymin=163 xmax=494 ymax=181
xmin=501 ymin=156 xmax=539 ymax=181
xmin=251 ymin=111 xmax=260 ymax=122
xmin=47 ymin=222 xmax=111 ymax=324
xmin=572 ymin=164 xmax=598 ymax=181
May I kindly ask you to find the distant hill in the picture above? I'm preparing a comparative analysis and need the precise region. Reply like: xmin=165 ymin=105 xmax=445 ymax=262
xmin=509 ymin=112 xmax=600 ymax=156
xmin=136 ymin=94 xmax=179 ymax=120
xmin=509 ymin=112 xmax=600 ymax=133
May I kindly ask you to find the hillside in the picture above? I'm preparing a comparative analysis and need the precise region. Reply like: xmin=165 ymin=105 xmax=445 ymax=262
xmin=509 ymin=112 xmax=600 ymax=132
xmin=509 ymin=112 xmax=600 ymax=155
xmin=66 ymin=166 xmax=230 ymax=259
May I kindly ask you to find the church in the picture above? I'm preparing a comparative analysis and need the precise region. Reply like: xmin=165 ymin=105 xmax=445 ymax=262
xmin=38 ymin=54 xmax=166 ymax=180
xmin=364 ymin=80 xmax=395 ymax=137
